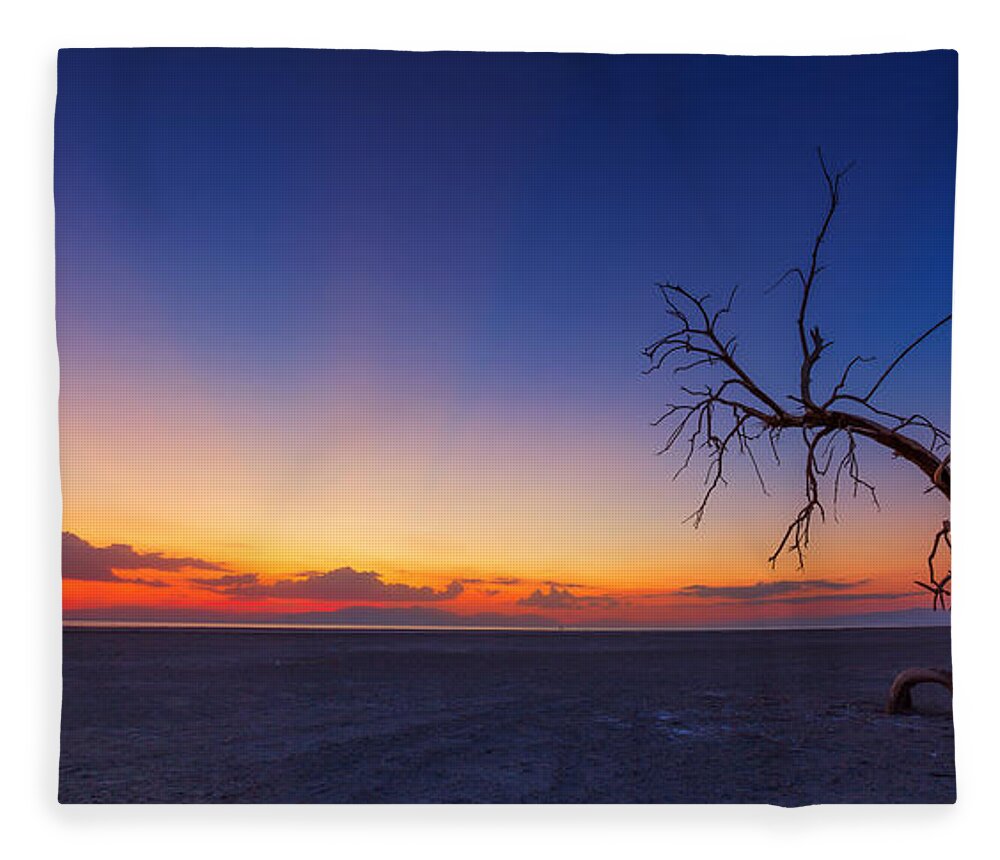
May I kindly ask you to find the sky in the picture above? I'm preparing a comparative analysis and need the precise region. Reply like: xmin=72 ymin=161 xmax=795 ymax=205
xmin=56 ymin=49 xmax=956 ymax=628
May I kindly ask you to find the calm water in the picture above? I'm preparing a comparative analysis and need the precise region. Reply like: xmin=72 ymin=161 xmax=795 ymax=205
xmin=59 ymin=626 xmax=955 ymax=804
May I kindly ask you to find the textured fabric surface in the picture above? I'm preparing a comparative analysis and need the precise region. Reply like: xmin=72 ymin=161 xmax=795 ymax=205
xmin=57 ymin=49 xmax=956 ymax=803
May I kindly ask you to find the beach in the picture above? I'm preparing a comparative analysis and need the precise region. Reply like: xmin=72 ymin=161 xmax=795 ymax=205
xmin=59 ymin=626 xmax=954 ymax=804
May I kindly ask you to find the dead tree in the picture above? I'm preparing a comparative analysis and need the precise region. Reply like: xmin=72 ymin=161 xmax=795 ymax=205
xmin=644 ymin=150 xmax=951 ymax=712
xmin=886 ymin=667 xmax=952 ymax=715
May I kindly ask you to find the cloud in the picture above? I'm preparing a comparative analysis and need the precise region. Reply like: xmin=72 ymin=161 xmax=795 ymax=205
xmin=63 ymin=532 xmax=224 ymax=586
xmin=743 ymin=591 xmax=913 ymax=606
xmin=191 ymin=567 xmax=463 ymax=602
xmin=120 ymin=577 xmax=172 ymax=589
xmin=673 ymin=579 xmax=871 ymax=602
xmin=189 ymin=573 xmax=260 ymax=589
xmin=517 ymin=585 xmax=620 ymax=610
xmin=459 ymin=577 xmax=521 ymax=586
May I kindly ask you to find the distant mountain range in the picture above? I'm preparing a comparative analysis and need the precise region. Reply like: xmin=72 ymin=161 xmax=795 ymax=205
xmin=63 ymin=604 xmax=950 ymax=630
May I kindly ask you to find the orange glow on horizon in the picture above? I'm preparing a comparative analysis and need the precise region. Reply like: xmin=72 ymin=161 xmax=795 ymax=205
xmin=60 ymin=342 xmax=949 ymax=627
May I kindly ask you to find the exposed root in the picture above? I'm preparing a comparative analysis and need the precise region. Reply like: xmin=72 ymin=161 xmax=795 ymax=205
xmin=886 ymin=667 xmax=953 ymax=714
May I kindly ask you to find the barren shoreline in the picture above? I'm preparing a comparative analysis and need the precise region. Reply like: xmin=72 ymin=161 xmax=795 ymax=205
xmin=59 ymin=626 xmax=955 ymax=804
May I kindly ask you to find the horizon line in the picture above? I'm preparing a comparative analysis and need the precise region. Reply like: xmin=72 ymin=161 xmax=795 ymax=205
xmin=62 ymin=619 xmax=950 ymax=634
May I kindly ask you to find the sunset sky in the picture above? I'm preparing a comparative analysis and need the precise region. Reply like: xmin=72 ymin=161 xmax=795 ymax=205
xmin=56 ymin=49 xmax=955 ymax=627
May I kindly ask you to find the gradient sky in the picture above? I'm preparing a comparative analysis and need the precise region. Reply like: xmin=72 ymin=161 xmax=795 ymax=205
xmin=56 ymin=49 xmax=956 ymax=627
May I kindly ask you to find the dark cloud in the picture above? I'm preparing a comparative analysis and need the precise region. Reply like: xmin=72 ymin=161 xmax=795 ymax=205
xmin=674 ymin=579 xmax=870 ymax=602
xmin=63 ymin=532 xmax=224 ymax=586
xmin=517 ymin=585 xmax=621 ymax=610
xmin=191 ymin=567 xmax=463 ymax=602
xmin=189 ymin=573 xmax=259 ymax=590
xmin=459 ymin=576 xmax=521 ymax=586
xmin=745 ymin=591 xmax=912 ymax=606
xmin=124 ymin=577 xmax=172 ymax=589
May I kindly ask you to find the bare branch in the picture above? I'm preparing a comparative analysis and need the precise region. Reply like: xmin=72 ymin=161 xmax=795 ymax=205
xmin=823 ymin=355 xmax=875 ymax=408
xmin=914 ymin=520 xmax=952 ymax=610
xmin=767 ymin=427 xmax=834 ymax=568
xmin=644 ymin=152 xmax=950 ymax=607
xmin=795 ymin=148 xmax=855 ymax=407
xmin=863 ymin=314 xmax=952 ymax=402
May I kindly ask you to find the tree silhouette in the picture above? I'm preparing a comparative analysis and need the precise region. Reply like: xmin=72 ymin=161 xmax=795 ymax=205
xmin=644 ymin=150 xmax=951 ymax=610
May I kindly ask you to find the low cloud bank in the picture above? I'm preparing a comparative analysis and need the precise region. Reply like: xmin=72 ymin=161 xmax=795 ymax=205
xmin=191 ymin=567 xmax=464 ymax=602
xmin=518 ymin=585 xmax=621 ymax=610
xmin=675 ymin=579 xmax=871 ymax=602
xmin=63 ymin=532 xmax=224 ymax=586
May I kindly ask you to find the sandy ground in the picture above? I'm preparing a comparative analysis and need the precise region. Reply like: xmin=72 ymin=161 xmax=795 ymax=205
xmin=59 ymin=627 xmax=955 ymax=804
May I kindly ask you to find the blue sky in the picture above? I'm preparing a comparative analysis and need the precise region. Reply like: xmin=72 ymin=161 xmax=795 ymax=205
xmin=57 ymin=49 xmax=956 ymax=625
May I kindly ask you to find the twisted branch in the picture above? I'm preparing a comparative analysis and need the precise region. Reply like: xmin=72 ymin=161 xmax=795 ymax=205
xmin=645 ymin=150 xmax=950 ymax=600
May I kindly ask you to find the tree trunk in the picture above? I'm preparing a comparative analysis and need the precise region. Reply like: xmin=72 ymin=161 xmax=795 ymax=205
xmin=886 ymin=667 xmax=953 ymax=714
